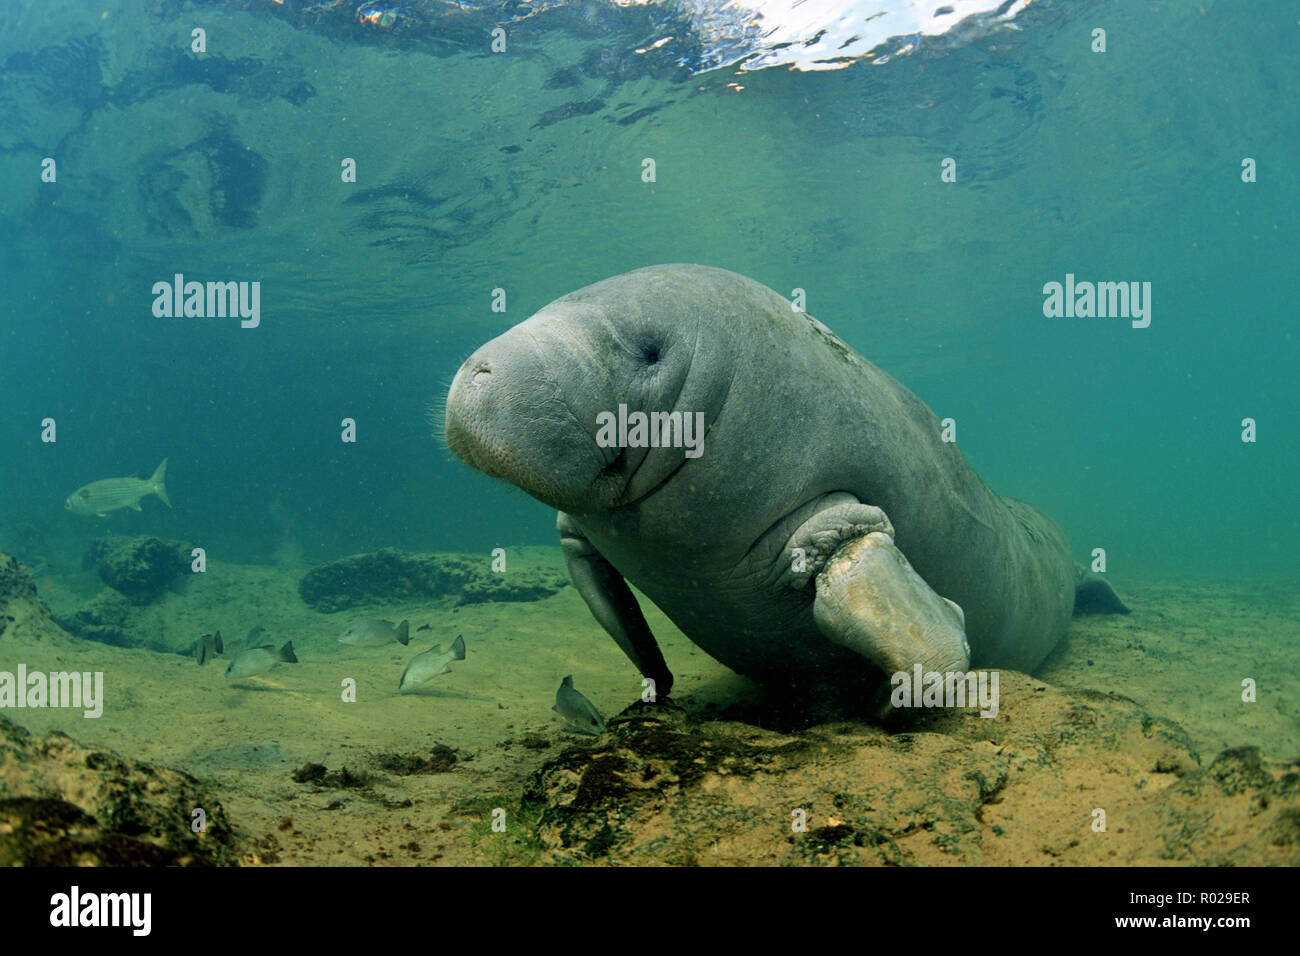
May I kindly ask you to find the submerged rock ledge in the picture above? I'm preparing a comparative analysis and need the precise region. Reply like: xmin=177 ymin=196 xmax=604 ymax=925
xmin=298 ymin=548 xmax=568 ymax=613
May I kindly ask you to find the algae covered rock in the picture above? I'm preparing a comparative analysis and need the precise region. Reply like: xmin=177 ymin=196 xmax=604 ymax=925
xmin=0 ymin=716 xmax=240 ymax=866
xmin=88 ymin=535 xmax=192 ymax=604
xmin=519 ymin=674 xmax=1299 ymax=866
xmin=0 ymin=552 xmax=57 ymax=642
xmin=298 ymin=548 xmax=567 ymax=612
xmin=52 ymin=588 xmax=134 ymax=646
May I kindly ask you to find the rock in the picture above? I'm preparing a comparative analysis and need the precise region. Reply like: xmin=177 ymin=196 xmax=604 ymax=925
xmin=297 ymin=548 xmax=567 ymax=613
xmin=88 ymin=536 xmax=192 ymax=604
xmin=0 ymin=716 xmax=240 ymax=866
xmin=53 ymin=588 xmax=133 ymax=646
xmin=0 ymin=552 xmax=57 ymax=642
xmin=521 ymin=674 xmax=1300 ymax=865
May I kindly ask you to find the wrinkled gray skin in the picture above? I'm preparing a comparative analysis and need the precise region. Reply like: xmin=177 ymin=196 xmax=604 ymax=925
xmin=444 ymin=265 xmax=1125 ymax=702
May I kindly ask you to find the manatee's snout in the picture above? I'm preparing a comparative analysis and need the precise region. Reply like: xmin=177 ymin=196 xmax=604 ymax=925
xmin=444 ymin=331 xmax=616 ymax=514
xmin=445 ymin=273 xmax=716 ymax=514
xmin=443 ymin=356 xmax=490 ymax=469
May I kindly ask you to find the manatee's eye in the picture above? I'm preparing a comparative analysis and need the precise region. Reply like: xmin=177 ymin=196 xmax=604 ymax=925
xmin=643 ymin=347 xmax=660 ymax=365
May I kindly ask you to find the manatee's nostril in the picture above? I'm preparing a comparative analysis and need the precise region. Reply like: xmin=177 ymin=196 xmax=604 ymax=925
xmin=471 ymin=362 xmax=491 ymax=387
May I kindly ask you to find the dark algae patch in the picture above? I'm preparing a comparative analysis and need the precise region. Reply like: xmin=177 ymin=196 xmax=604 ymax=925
xmin=291 ymin=763 xmax=373 ymax=789
xmin=370 ymin=745 xmax=458 ymax=775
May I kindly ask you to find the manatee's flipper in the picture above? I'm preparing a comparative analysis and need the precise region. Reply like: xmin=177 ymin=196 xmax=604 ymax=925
xmin=776 ymin=494 xmax=895 ymax=591
xmin=784 ymin=497 xmax=970 ymax=677
xmin=1073 ymin=565 xmax=1131 ymax=615
xmin=558 ymin=512 xmax=673 ymax=697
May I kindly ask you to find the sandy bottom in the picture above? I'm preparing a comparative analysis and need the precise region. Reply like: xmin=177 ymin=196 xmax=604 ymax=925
xmin=4 ymin=553 xmax=1297 ymax=865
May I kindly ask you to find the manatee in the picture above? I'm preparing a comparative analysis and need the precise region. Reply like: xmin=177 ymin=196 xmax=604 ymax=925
xmin=444 ymin=265 xmax=1127 ymax=704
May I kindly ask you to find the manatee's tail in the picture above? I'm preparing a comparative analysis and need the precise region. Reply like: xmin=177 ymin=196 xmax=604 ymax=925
xmin=150 ymin=458 xmax=171 ymax=508
xmin=1073 ymin=565 xmax=1131 ymax=615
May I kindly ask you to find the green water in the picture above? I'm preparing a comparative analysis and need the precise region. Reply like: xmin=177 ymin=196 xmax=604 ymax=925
xmin=1 ymin=0 xmax=1295 ymax=585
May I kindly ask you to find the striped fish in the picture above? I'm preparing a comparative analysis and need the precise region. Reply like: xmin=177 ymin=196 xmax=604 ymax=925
xmin=64 ymin=459 xmax=170 ymax=517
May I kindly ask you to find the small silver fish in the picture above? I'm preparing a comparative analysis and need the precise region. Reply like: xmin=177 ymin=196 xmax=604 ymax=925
xmin=398 ymin=635 xmax=466 ymax=694
xmin=338 ymin=618 xmax=410 ymax=646
xmin=193 ymin=631 xmax=223 ymax=666
xmin=554 ymin=675 xmax=605 ymax=735
xmin=65 ymin=459 xmax=170 ymax=517
xmin=225 ymin=641 xmax=297 ymax=679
